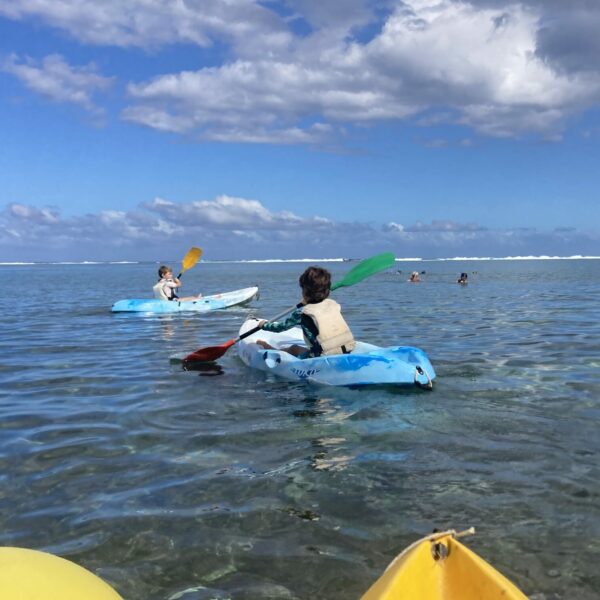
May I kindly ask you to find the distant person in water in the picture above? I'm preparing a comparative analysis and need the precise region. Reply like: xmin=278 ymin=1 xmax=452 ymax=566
xmin=457 ymin=272 xmax=468 ymax=284
xmin=408 ymin=271 xmax=421 ymax=282
xmin=153 ymin=265 xmax=202 ymax=302
xmin=256 ymin=266 xmax=355 ymax=358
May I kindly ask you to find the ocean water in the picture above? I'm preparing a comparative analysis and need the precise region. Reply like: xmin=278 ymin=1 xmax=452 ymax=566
xmin=0 ymin=259 xmax=599 ymax=599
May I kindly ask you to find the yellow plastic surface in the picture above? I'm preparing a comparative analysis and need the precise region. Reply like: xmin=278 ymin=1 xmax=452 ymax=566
xmin=0 ymin=547 xmax=123 ymax=600
xmin=361 ymin=533 xmax=528 ymax=600
xmin=181 ymin=247 xmax=202 ymax=273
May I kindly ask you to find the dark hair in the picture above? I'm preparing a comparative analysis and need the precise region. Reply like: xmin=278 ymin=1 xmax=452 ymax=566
xmin=299 ymin=266 xmax=331 ymax=304
xmin=158 ymin=265 xmax=172 ymax=278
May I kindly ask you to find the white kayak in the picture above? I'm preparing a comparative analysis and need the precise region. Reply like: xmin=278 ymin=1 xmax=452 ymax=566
xmin=112 ymin=286 xmax=258 ymax=313
xmin=237 ymin=318 xmax=435 ymax=388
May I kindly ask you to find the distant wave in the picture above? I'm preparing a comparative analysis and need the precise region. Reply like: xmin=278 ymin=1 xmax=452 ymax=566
xmin=2 ymin=256 xmax=598 ymax=266
xmin=51 ymin=261 xmax=102 ymax=264
xmin=225 ymin=258 xmax=346 ymax=264
xmin=432 ymin=255 xmax=600 ymax=261
xmin=0 ymin=260 xmax=140 ymax=266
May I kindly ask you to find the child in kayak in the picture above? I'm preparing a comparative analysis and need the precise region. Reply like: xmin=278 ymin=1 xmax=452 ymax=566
xmin=153 ymin=265 xmax=202 ymax=302
xmin=256 ymin=266 xmax=355 ymax=358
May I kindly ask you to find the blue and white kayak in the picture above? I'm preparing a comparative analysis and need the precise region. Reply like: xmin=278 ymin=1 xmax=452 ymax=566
xmin=112 ymin=286 xmax=258 ymax=313
xmin=237 ymin=318 xmax=435 ymax=388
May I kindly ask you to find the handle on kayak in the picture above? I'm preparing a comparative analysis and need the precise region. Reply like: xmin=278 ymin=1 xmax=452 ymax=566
xmin=238 ymin=303 xmax=303 ymax=342
xmin=414 ymin=365 xmax=433 ymax=390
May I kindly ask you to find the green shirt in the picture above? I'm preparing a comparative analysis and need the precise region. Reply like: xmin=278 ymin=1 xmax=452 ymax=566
xmin=261 ymin=308 xmax=318 ymax=354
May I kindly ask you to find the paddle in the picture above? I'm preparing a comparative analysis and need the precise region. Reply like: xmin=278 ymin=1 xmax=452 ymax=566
xmin=177 ymin=247 xmax=202 ymax=279
xmin=183 ymin=252 xmax=395 ymax=364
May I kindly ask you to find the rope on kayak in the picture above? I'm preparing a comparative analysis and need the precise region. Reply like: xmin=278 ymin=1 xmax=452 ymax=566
xmin=380 ymin=528 xmax=476 ymax=575
xmin=414 ymin=365 xmax=433 ymax=390
xmin=431 ymin=527 xmax=476 ymax=561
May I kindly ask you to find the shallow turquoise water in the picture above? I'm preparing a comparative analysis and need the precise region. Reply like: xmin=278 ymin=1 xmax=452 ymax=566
xmin=1 ymin=259 xmax=599 ymax=599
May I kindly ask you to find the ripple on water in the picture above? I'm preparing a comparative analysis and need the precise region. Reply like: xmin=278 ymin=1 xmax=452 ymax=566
xmin=1 ymin=261 xmax=599 ymax=599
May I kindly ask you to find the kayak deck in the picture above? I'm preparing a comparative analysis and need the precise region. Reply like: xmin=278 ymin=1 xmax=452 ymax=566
xmin=361 ymin=529 xmax=527 ymax=600
xmin=112 ymin=286 xmax=258 ymax=313
xmin=237 ymin=318 xmax=435 ymax=387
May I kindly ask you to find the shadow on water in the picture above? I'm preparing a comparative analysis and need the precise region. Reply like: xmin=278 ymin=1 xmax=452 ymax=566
xmin=182 ymin=361 xmax=225 ymax=377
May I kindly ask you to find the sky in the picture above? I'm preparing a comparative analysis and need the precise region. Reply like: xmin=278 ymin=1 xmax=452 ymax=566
xmin=1 ymin=0 xmax=599 ymax=261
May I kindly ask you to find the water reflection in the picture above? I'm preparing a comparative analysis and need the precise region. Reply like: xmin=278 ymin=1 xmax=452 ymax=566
xmin=292 ymin=395 xmax=356 ymax=471
xmin=311 ymin=436 xmax=353 ymax=472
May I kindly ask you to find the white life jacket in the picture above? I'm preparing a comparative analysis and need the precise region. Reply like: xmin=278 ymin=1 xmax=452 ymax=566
xmin=302 ymin=299 xmax=355 ymax=356
xmin=153 ymin=279 xmax=176 ymax=301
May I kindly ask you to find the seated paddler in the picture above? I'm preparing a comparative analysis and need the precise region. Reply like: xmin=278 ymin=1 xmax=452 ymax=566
xmin=256 ymin=266 xmax=355 ymax=358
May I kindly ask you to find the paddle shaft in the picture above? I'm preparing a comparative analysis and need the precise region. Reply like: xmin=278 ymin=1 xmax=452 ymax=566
xmin=238 ymin=303 xmax=302 ymax=343
xmin=183 ymin=252 xmax=395 ymax=363
xmin=236 ymin=274 xmax=356 ymax=341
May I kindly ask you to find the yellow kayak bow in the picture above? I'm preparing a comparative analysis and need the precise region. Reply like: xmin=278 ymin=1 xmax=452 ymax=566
xmin=0 ymin=547 xmax=123 ymax=599
xmin=361 ymin=528 xmax=527 ymax=600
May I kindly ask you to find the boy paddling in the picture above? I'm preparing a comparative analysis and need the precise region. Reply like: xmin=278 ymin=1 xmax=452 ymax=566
xmin=256 ymin=266 xmax=355 ymax=358
xmin=153 ymin=265 xmax=202 ymax=302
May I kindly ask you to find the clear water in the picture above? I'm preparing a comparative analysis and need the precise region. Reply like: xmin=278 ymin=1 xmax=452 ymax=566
xmin=1 ymin=260 xmax=599 ymax=599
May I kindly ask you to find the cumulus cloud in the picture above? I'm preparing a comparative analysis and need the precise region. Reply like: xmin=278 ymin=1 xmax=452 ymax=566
xmin=0 ymin=0 xmax=289 ymax=53
xmin=142 ymin=195 xmax=332 ymax=230
xmin=2 ymin=0 xmax=600 ymax=142
xmin=405 ymin=220 xmax=488 ymax=233
xmin=1 ymin=197 xmax=598 ymax=261
xmin=120 ymin=0 xmax=600 ymax=142
xmin=2 ymin=53 xmax=113 ymax=112
xmin=536 ymin=8 xmax=600 ymax=74
xmin=0 ymin=196 xmax=337 ymax=258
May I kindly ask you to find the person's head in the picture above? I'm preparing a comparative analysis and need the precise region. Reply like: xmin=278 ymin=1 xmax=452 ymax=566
xmin=158 ymin=265 xmax=173 ymax=279
xmin=299 ymin=266 xmax=331 ymax=304
xmin=461 ymin=272 xmax=468 ymax=279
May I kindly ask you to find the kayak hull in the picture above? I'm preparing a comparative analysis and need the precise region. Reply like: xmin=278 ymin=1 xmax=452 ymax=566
xmin=112 ymin=286 xmax=258 ymax=313
xmin=361 ymin=530 xmax=527 ymax=600
xmin=0 ymin=547 xmax=123 ymax=599
xmin=237 ymin=318 xmax=435 ymax=387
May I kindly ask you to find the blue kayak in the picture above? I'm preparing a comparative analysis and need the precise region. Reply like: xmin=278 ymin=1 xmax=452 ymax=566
xmin=112 ymin=286 xmax=258 ymax=313
xmin=237 ymin=318 xmax=435 ymax=388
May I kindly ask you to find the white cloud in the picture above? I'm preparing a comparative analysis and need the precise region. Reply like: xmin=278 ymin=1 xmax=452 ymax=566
xmin=1 ymin=198 xmax=598 ymax=261
xmin=121 ymin=0 xmax=600 ymax=142
xmin=385 ymin=222 xmax=405 ymax=233
xmin=2 ymin=1 xmax=600 ymax=142
xmin=2 ymin=54 xmax=113 ymax=112
xmin=406 ymin=220 xmax=487 ymax=232
xmin=143 ymin=195 xmax=331 ymax=230
xmin=0 ymin=0 xmax=290 ymax=52
xmin=8 ymin=203 xmax=60 ymax=224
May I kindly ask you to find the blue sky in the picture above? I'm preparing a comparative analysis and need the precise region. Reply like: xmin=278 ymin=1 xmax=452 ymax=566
xmin=1 ymin=0 xmax=599 ymax=261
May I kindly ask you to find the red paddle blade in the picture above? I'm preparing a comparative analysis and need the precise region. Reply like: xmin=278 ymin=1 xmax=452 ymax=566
xmin=183 ymin=339 xmax=236 ymax=363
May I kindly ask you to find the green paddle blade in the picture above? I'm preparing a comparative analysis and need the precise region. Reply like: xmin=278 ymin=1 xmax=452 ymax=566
xmin=332 ymin=252 xmax=396 ymax=290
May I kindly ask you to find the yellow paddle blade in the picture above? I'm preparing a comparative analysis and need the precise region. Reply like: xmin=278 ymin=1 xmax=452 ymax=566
xmin=181 ymin=247 xmax=202 ymax=274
